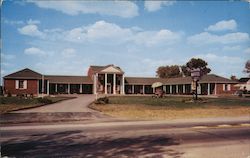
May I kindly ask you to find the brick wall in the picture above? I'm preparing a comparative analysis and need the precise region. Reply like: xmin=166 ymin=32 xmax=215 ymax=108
xmin=4 ymin=79 xmax=38 ymax=96
xmin=215 ymin=83 xmax=238 ymax=95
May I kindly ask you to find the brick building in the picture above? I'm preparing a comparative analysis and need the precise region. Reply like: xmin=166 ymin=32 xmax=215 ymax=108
xmin=3 ymin=64 xmax=238 ymax=96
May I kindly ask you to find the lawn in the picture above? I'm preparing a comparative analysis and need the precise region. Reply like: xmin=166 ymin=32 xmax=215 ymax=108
xmin=0 ymin=96 xmax=75 ymax=114
xmin=90 ymin=96 xmax=250 ymax=120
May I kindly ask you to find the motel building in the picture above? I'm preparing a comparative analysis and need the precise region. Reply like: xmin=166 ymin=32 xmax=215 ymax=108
xmin=3 ymin=64 xmax=238 ymax=97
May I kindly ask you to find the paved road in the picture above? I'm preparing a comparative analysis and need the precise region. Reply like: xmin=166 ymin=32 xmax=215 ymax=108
xmin=15 ymin=95 xmax=96 ymax=113
xmin=1 ymin=120 xmax=250 ymax=158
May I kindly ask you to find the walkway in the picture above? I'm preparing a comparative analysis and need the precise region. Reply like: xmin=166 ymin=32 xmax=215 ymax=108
xmin=14 ymin=95 xmax=96 ymax=113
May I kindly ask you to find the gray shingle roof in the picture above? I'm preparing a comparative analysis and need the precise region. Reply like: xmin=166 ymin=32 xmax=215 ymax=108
xmin=45 ymin=75 xmax=93 ymax=84
xmin=3 ymin=68 xmax=42 ymax=79
xmin=125 ymin=74 xmax=238 ymax=85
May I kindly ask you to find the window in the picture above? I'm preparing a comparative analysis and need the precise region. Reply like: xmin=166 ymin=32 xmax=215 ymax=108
xmin=15 ymin=80 xmax=27 ymax=89
xmin=225 ymin=84 xmax=228 ymax=91
xmin=223 ymin=84 xmax=231 ymax=91
xmin=19 ymin=80 xmax=24 ymax=89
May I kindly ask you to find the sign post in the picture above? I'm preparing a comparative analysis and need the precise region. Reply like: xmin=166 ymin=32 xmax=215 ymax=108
xmin=190 ymin=68 xmax=201 ymax=100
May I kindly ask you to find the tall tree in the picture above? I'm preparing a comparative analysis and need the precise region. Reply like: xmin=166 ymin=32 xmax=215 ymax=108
xmin=156 ymin=65 xmax=182 ymax=78
xmin=185 ymin=58 xmax=211 ymax=76
xmin=230 ymin=75 xmax=238 ymax=81
xmin=244 ymin=60 xmax=250 ymax=75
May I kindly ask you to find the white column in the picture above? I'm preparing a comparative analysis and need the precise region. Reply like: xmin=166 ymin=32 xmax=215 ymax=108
xmin=214 ymin=83 xmax=217 ymax=95
xmin=105 ymin=73 xmax=107 ymax=94
xmin=55 ymin=84 xmax=58 ymax=93
xmin=153 ymin=87 xmax=155 ymax=93
xmin=208 ymin=83 xmax=210 ymax=95
xmin=113 ymin=74 xmax=116 ymax=94
xmin=132 ymin=85 xmax=135 ymax=94
xmin=142 ymin=85 xmax=145 ymax=94
xmin=68 ymin=84 xmax=70 ymax=94
xmin=170 ymin=85 xmax=172 ymax=94
xmin=183 ymin=85 xmax=185 ymax=94
xmin=47 ymin=80 xmax=49 ymax=95
xmin=80 ymin=84 xmax=82 ymax=93
xmin=93 ymin=74 xmax=97 ymax=94
xmin=163 ymin=85 xmax=166 ymax=93
xmin=42 ymin=76 xmax=44 ymax=94
xmin=176 ymin=85 xmax=179 ymax=94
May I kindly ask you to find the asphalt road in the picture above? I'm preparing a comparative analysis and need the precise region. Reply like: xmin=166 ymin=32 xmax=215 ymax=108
xmin=1 ymin=120 xmax=250 ymax=158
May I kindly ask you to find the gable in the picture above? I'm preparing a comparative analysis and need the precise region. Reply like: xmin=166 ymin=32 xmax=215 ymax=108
xmin=101 ymin=66 xmax=122 ymax=73
xmin=4 ymin=68 xmax=42 ymax=79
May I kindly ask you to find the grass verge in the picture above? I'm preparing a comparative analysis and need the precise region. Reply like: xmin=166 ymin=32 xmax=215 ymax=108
xmin=90 ymin=96 xmax=250 ymax=120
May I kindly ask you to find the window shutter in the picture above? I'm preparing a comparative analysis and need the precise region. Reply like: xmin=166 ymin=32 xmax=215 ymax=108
xmin=228 ymin=84 xmax=231 ymax=91
xmin=222 ymin=84 xmax=225 ymax=91
xmin=24 ymin=80 xmax=27 ymax=89
xmin=15 ymin=80 xmax=19 ymax=89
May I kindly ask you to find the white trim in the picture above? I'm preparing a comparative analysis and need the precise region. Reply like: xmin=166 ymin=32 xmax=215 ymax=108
xmin=105 ymin=73 xmax=107 ymax=94
xmin=23 ymin=80 xmax=27 ymax=89
xmin=113 ymin=74 xmax=116 ymax=94
xmin=15 ymin=80 xmax=19 ymax=89
xmin=223 ymin=84 xmax=225 ymax=91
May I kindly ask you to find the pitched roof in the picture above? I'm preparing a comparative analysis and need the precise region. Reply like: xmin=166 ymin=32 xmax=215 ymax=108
xmin=45 ymin=75 xmax=93 ymax=84
xmin=4 ymin=68 xmax=42 ymax=79
xmin=125 ymin=74 xmax=238 ymax=85
xmin=238 ymin=77 xmax=250 ymax=83
xmin=89 ymin=64 xmax=124 ymax=74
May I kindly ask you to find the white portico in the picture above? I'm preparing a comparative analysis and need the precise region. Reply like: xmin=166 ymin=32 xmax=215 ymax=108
xmin=90 ymin=65 xmax=125 ymax=95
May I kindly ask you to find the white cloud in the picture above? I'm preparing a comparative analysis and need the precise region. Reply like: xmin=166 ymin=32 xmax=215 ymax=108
xmin=244 ymin=48 xmax=250 ymax=54
xmin=28 ymin=1 xmax=138 ymax=18
xmin=222 ymin=45 xmax=241 ymax=51
xmin=188 ymin=32 xmax=249 ymax=45
xmin=144 ymin=1 xmax=175 ymax=12
xmin=64 ymin=20 xmax=133 ymax=44
xmin=61 ymin=48 xmax=76 ymax=58
xmin=18 ymin=24 xmax=45 ymax=38
xmin=134 ymin=29 xmax=182 ymax=46
xmin=24 ymin=47 xmax=46 ymax=56
xmin=1 ymin=53 xmax=16 ymax=60
xmin=27 ymin=19 xmax=40 ymax=25
xmin=206 ymin=19 xmax=237 ymax=32
xmin=194 ymin=53 xmax=243 ymax=64
xmin=3 ymin=19 xmax=24 ymax=25
xmin=18 ymin=20 xmax=182 ymax=46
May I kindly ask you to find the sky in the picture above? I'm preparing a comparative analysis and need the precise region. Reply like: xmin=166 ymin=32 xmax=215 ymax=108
xmin=1 ymin=0 xmax=250 ymax=82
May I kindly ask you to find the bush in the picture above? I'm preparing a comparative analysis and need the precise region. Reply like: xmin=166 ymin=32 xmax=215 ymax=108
xmin=37 ymin=97 xmax=53 ymax=104
xmin=95 ymin=97 xmax=109 ymax=104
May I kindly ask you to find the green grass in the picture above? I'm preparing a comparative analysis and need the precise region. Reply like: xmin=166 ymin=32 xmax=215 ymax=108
xmin=108 ymin=96 xmax=250 ymax=108
xmin=0 ymin=96 xmax=75 ymax=113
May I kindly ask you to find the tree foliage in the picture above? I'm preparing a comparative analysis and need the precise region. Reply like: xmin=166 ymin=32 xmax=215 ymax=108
xmin=230 ymin=75 xmax=238 ymax=81
xmin=185 ymin=58 xmax=211 ymax=76
xmin=156 ymin=65 xmax=182 ymax=78
xmin=244 ymin=60 xmax=250 ymax=74
xmin=156 ymin=58 xmax=211 ymax=78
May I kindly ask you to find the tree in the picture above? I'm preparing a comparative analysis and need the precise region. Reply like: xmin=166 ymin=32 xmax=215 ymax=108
xmin=185 ymin=58 xmax=211 ymax=76
xmin=244 ymin=60 xmax=250 ymax=75
xmin=230 ymin=75 xmax=238 ymax=81
xmin=156 ymin=65 xmax=182 ymax=78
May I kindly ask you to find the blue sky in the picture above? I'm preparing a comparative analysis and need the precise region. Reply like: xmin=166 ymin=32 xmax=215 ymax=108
xmin=1 ymin=0 xmax=250 ymax=81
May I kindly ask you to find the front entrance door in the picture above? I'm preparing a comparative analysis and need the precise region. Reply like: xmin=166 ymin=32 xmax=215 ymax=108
xmin=107 ymin=83 xmax=112 ymax=94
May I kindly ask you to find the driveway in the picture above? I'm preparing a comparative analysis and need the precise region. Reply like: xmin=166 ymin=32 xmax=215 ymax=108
xmin=1 ymin=95 xmax=112 ymax=124
xmin=14 ymin=95 xmax=96 ymax=113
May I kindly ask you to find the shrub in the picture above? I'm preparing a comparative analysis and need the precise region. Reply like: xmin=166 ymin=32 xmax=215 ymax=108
xmin=37 ymin=97 xmax=53 ymax=104
xmin=95 ymin=97 xmax=109 ymax=104
xmin=7 ymin=92 xmax=12 ymax=97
